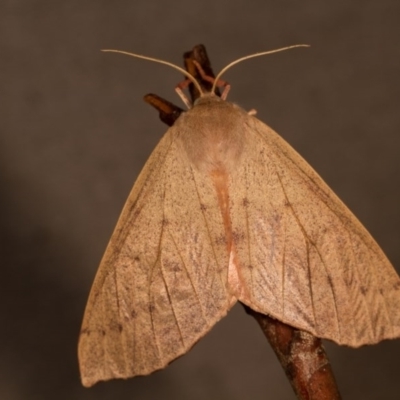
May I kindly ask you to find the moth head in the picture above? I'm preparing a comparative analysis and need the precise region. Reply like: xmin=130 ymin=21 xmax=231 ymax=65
xmin=101 ymin=44 xmax=310 ymax=108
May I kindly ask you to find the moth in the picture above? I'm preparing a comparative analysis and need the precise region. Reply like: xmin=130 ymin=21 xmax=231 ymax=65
xmin=78 ymin=45 xmax=400 ymax=388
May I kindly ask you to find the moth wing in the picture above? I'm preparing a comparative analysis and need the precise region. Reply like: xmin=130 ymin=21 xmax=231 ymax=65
xmin=231 ymin=116 xmax=400 ymax=347
xmin=78 ymin=128 xmax=234 ymax=387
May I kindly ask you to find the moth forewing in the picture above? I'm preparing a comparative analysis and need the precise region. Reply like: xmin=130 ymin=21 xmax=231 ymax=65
xmin=79 ymin=117 xmax=237 ymax=387
xmin=229 ymin=115 xmax=400 ymax=347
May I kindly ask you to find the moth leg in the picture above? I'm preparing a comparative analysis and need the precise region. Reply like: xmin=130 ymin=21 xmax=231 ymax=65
xmin=175 ymin=79 xmax=193 ymax=109
xmin=247 ymin=109 xmax=257 ymax=116
xmin=192 ymin=60 xmax=231 ymax=99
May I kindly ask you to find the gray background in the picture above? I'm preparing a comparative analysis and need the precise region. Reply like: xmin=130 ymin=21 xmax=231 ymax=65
xmin=2 ymin=1 xmax=400 ymax=399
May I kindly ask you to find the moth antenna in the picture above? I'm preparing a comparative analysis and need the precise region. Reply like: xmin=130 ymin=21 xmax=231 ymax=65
xmin=101 ymin=49 xmax=204 ymax=100
xmin=212 ymin=44 xmax=310 ymax=94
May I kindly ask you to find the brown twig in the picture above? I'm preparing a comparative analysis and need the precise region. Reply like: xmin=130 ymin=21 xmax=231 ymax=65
xmin=243 ymin=306 xmax=342 ymax=400
xmin=144 ymin=93 xmax=183 ymax=127
xmin=144 ymin=44 xmax=219 ymax=126
xmin=144 ymin=44 xmax=343 ymax=400
xmin=183 ymin=44 xmax=221 ymax=101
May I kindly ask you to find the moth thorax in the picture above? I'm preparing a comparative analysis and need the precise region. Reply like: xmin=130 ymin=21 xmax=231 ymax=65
xmin=176 ymin=98 xmax=247 ymax=174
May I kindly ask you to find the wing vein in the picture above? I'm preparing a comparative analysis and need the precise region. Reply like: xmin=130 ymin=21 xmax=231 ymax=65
xmin=146 ymin=190 xmax=166 ymax=360
xmin=365 ymin=244 xmax=394 ymax=336
xmin=168 ymin=230 xmax=209 ymax=326
xmin=244 ymin=165 xmax=254 ymax=299
xmin=189 ymin=165 xmax=225 ymax=296
xmin=276 ymin=169 xmax=342 ymax=339
xmin=159 ymin=257 xmax=186 ymax=348
xmin=305 ymin=240 xmax=317 ymax=331
xmin=281 ymin=219 xmax=286 ymax=318
xmin=112 ymin=267 xmax=127 ymax=373
xmin=347 ymin=229 xmax=373 ymax=341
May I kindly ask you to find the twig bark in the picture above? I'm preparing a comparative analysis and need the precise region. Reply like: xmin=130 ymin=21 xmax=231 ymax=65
xmin=144 ymin=44 xmax=343 ymax=400
xmin=144 ymin=93 xmax=183 ymax=127
xmin=243 ymin=306 xmax=342 ymax=400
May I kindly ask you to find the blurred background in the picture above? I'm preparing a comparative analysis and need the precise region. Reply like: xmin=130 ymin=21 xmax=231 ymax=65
xmin=2 ymin=1 xmax=400 ymax=399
